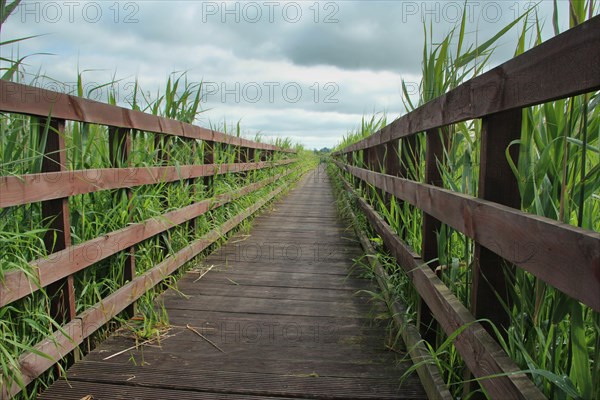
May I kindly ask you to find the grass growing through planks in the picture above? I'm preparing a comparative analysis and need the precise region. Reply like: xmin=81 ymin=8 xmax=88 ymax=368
xmin=332 ymin=1 xmax=599 ymax=399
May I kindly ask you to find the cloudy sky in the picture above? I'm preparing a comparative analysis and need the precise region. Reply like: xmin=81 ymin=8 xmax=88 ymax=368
xmin=2 ymin=1 xmax=571 ymax=149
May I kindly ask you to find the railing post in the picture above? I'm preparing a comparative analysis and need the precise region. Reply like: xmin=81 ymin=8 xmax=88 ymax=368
xmin=237 ymin=145 xmax=248 ymax=179
xmin=108 ymin=127 xmax=136 ymax=317
xmin=373 ymin=144 xmax=387 ymax=203
xmin=355 ymin=150 xmax=363 ymax=194
xmin=187 ymin=139 xmax=198 ymax=233
xmin=154 ymin=133 xmax=172 ymax=255
xmin=364 ymin=147 xmax=375 ymax=200
xmin=345 ymin=151 xmax=353 ymax=186
xmin=385 ymin=139 xmax=400 ymax=177
xmin=384 ymin=140 xmax=400 ymax=210
xmin=398 ymin=135 xmax=418 ymax=240
xmin=39 ymin=118 xmax=76 ymax=323
xmin=248 ymin=147 xmax=255 ymax=180
xmin=203 ymin=140 xmax=214 ymax=197
xmin=418 ymin=128 xmax=447 ymax=344
xmin=471 ymin=109 xmax=522 ymax=334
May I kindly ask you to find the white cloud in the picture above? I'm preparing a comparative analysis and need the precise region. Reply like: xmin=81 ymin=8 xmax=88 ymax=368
xmin=1 ymin=0 xmax=572 ymax=149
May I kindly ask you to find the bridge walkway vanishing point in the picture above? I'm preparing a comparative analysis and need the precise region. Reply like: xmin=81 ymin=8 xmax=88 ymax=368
xmin=39 ymin=165 xmax=427 ymax=400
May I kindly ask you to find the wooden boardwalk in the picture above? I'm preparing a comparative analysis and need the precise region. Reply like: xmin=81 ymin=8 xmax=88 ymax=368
xmin=40 ymin=166 xmax=426 ymax=400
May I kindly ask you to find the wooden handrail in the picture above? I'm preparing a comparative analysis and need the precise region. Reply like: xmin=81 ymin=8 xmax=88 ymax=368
xmin=0 ymin=80 xmax=295 ymax=152
xmin=0 ymin=159 xmax=296 ymax=208
xmin=335 ymin=15 xmax=600 ymax=155
xmin=336 ymin=170 xmax=545 ymax=399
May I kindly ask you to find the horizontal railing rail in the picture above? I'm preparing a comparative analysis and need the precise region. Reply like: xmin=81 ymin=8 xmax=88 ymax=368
xmin=0 ymin=159 xmax=296 ymax=208
xmin=335 ymin=16 xmax=600 ymax=154
xmin=332 ymin=14 xmax=600 ymax=400
xmin=0 ymin=80 xmax=294 ymax=152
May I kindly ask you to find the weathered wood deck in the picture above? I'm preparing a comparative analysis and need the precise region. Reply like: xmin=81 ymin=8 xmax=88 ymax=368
xmin=40 ymin=166 xmax=426 ymax=399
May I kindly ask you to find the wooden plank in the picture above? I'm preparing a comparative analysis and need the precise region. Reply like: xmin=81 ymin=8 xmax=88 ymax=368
xmin=205 ymin=260 xmax=360 ymax=275
xmin=337 ymin=15 xmax=600 ymax=154
xmin=0 ymin=159 xmax=296 ymax=208
xmin=164 ymin=309 xmax=387 ymax=339
xmin=336 ymin=172 xmax=545 ymax=399
xmin=0 ymin=80 xmax=292 ymax=152
xmin=162 ymin=296 xmax=372 ymax=318
xmin=166 ymin=282 xmax=371 ymax=302
xmin=40 ymin=380 xmax=312 ymax=400
xmin=0 ymin=170 xmax=295 ymax=307
xmin=170 ymin=280 xmax=371 ymax=299
xmin=64 ymin=361 xmax=425 ymax=399
xmin=84 ymin=341 xmax=399 ymax=378
xmin=338 ymin=162 xmax=600 ymax=311
xmin=195 ymin=272 xmax=372 ymax=292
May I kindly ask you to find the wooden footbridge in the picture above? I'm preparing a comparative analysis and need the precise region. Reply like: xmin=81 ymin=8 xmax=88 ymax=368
xmin=38 ymin=166 xmax=428 ymax=399
xmin=1 ymin=15 xmax=599 ymax=400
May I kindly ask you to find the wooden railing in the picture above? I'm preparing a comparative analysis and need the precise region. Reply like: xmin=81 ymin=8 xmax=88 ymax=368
xmin=333 ymin=15 xmax=600 ymax=399
xmin=0 ymin=80 xmax=297 ymax=398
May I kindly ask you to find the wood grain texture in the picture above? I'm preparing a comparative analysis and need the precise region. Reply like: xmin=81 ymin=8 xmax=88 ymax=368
xmin=0 ymin=81 xmax=293 ymax=152
xmin=471 ymin=110 xmax=522 ymax=336
xmin=39 ymin=118 xmax=77 ymax=324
